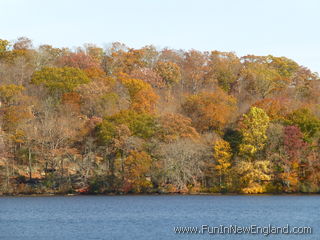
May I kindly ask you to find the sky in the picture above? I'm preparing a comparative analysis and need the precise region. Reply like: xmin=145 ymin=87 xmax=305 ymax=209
xmin=1 ymin=0 xmax=320 ymax=73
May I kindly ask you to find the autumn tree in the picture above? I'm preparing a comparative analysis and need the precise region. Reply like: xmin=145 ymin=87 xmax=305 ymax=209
xmin=235 ymin=107 xmax=271 ymax=192
xmin=76 ymin=77 xmax=119 ymax=117
xmin=284 ymin=126 xmax=307 ymax=163
xmin=207 ymin=51 xmax=242 ymax=92
xmin=0 ymin=42 xmax=36 ymax=85
xmin=36 ymin=44 xmax=63 ymax=68
xmin=182 ymin=50 xmax=209 ymax=94
xmin=239 ymin=107 xmax=270 ymax=158
xmin=0 ymin=84 xmax=25 ymax=106
xmin=213 ymin=139 xmax=232 ymax=190
xmin=155 ymin=61 xmax=181 ymax=87
xmin=279 ymin=125 xmax=307 ymax=192
xmin=130 ymin=68 xmax=165 ymax=89
xmin=0 ymin=39 xmax=10 ymax=59
xmin=98 ymin=123 xmax=132 ymax=192
xmin=13 ymin=37 xmax=33 ymax=51
xmin=156 ymin=139 xmax=210 ymax=192
xmin=31 ymin=67 xmax=90 ymax=96
xmin=157 ymin=113 xmax=199 ymax=143
xmin=98 ymin=110 xmax=157 ymax=144
xmin=240 ymin=61 xmax=282 ymax=100
xmin=123 ymin=150 xmax=152 ymax=193
xmin=57 ymin=51 xmax=101 ymax=70
xmin=0 ymin=99 xmax=33 ymax=133
xmin=182 ymin=88 xmax=237 ymax=132
xmin=253 ymin=98 xmax=290 ymax=121
xmin=120 ymin=74 xmax=159 ymax=113
xmin=291 ymin=67 xmax=320 ymax=101
xmin=286 ymin=108 xmax=320 ymax=142
xmin=83 ymin=43 xmax=104 ymax=60
xmin=103 ymin=45 xmax=147 ymax=75
xmin=234 ymin=160 xmax=271 ymax=193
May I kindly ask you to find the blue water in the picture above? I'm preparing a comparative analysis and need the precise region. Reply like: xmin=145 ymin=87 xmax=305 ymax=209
xmin=0 ymin=195 xmax=319 ymax=240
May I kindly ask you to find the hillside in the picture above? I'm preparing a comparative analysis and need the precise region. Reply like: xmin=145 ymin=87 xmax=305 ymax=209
xmin=0 ymin=37 xmax=320 ymax=195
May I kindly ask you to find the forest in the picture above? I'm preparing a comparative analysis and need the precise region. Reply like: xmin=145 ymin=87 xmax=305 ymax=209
xmin=0 ymin=37 xmax=320 ymax=195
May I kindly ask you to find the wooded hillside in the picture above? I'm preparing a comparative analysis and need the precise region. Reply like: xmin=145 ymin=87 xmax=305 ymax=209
xmin=1 ymin=37 xmax=320 ymax=194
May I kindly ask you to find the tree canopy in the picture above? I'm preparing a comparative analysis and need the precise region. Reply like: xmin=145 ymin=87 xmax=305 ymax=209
xmin=1 ymin=37 xmax=320 ymax=195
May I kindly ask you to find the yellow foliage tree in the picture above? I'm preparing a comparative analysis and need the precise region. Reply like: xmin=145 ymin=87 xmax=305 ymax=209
xmin=0 ymin=84 xmax=25 ymax=105
xmin=239 ymin=107 xmax=270 ymax=158
xmin=213 ymin=139 xmax=232 ymax=190
xmin=235 ymin=160 xmax=271 ymax=193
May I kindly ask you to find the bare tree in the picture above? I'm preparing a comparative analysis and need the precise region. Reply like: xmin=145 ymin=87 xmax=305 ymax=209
xmin=156 ymin=139 xmax=210 ymax=191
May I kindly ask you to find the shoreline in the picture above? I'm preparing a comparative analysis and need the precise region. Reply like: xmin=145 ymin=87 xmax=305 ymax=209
xmin=0 ymin=192 xmax=319 ymax=198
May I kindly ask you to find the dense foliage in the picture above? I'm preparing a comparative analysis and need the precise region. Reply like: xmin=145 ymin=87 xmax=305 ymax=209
xmin=1 ymin=37 xmax=320 ymax=195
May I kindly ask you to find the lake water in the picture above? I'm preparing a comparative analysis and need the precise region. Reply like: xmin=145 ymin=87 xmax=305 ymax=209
xmin=0 ymin=195 xmax=319 ymax=240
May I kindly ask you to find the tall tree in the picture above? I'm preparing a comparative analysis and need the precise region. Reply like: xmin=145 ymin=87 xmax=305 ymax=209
xmin=213 ymin=139 xmax=232 ymax=190
xmin=239 ymin=107 xmax=270 ymax=158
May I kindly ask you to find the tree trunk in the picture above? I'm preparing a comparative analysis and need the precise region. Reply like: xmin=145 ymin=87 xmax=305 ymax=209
xmin=6 ymin=158 xmax=9 ymax=191
xmin=28 ymin=147 xmax=32 ymax=180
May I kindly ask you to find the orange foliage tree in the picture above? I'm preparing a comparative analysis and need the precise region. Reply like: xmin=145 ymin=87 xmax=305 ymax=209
xmin=123 ymin=150 xmax=152 ymax=193
xmin=157 ymin=113 xmax=199 ymax=143
xmin=182 ymin=88 xmax=237 ymax=132
xmin=120 ymin=74 xmax=159 ymax=113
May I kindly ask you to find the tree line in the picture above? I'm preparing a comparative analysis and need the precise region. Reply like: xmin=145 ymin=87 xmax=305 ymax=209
xmin=0 ymin=37 xmax=320 ymax=194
